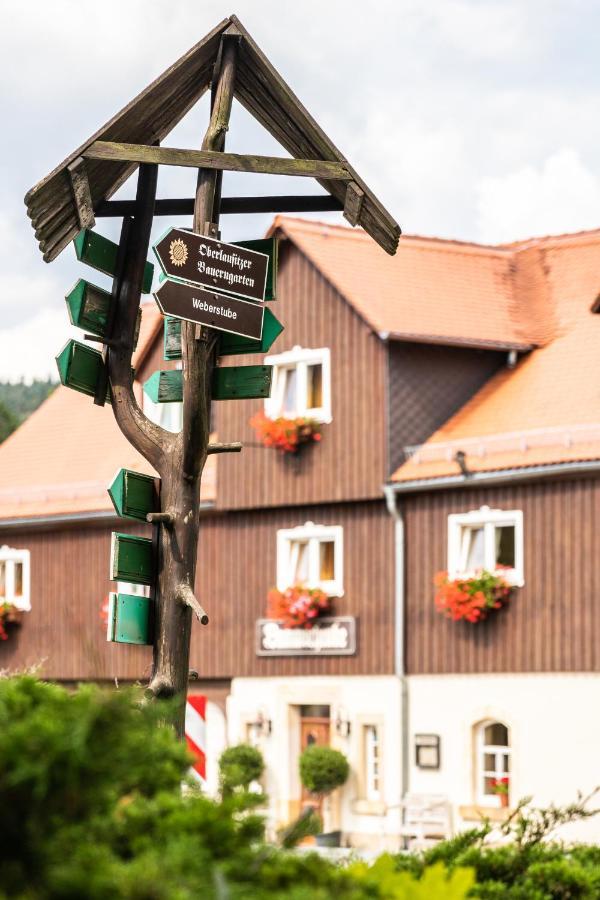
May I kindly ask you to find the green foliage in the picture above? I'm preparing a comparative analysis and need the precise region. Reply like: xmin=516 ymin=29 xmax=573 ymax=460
xmin=299 ymin=745 xmax=350 ymax=796
xmin=0 ymin=400 xmax=18 ymax=442
xmin=0 ymin=378 xmax=56 ymax=429
xmin=392 ymin=793 xmax=600 ymax=900
xmin=278 ymin=806 xmax=323 ymax=849
xmin=348 ymin=856 xmax=474 ymax=899
xmin=219 ymin=742 xmax=265 ymax=795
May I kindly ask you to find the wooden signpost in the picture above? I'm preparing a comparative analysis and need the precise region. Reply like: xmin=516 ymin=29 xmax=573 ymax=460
xmin=24 ymin=15 xmax=400 ymax=739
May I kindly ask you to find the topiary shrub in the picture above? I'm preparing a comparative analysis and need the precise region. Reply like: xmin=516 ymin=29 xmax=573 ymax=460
xmin=219 ymin=743 xmax=265 ymax=795
xmin=299 ymin=745 xmax=349 ymax=797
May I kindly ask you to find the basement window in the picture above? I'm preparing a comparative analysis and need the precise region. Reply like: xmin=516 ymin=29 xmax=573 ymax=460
xmin=0 ymin=546 xmax=31 ymax=611
xmin=264 ymin=346 xmax=331 ymax=422
xmin=447 ymin=506 xmax=524 ymax=585
xmin=276 ymin=522 xmax=343 ymax=596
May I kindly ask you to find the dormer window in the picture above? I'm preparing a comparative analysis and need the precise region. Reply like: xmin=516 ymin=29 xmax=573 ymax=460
xmin=264 ymin=346 xmax=331 ymax=422
xmin=448 ymin=506 xmax=524 ymax=586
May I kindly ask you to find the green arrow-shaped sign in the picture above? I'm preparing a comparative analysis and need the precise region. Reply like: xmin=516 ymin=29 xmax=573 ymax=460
xmin=110 ymin=533 xmax=154 ymax=586
xmin=108 ymin=469 xmax=159 ymax=522
xmin=162 ymin=308 xmax=284 ymax=362
xmin=55 ymin=339 xmax=111 ymax=401
xmin=106 ymin=592 xmax=153 ymax=645
xmin=144 ymin=365 xmax=273 ymax=403
xmin=74 ymin=229 xmax=154 ymax=294
xmin=66 ymin=279 xmax=141 ymax=345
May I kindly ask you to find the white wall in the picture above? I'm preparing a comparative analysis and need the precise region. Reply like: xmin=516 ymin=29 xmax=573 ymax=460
xmin=409 ymin=673 xmax=600 ymax=842
xmin=227 ymin=675 xmax=404 ymax=848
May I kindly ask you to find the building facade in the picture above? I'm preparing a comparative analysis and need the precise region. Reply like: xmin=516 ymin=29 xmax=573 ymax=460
xmin=1 ymin=218 xmax=599 ymax=846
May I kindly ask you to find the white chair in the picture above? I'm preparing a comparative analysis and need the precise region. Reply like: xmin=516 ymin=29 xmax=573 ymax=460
xmin=397 ymin=793 xmax=452 ymax=850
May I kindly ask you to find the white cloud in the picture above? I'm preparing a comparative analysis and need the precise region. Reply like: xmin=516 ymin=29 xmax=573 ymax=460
xmin=0 ymin=308 xmax=77 ymax=383
xmin=476 ymin=149 xmax=600 ymax=243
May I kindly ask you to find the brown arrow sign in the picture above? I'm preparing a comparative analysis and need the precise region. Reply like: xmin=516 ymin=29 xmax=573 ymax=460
xmin=153 ymin=280 xmax=264 ymax=341
xmin=153 ymin=228 xmax=269 ymax=303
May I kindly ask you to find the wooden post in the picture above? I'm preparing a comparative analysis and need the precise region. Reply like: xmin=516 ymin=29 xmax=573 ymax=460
xmin=146 ymin=35 xmax=238 ymax=737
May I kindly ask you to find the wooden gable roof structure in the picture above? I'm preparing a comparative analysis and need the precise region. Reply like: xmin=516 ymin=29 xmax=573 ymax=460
xmin=25 ymin=15 xmax=400 ymax=263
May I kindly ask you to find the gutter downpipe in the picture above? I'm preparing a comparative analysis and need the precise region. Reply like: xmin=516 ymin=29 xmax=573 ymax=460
xmin=384 ymin=483 xmax=410 ymax=804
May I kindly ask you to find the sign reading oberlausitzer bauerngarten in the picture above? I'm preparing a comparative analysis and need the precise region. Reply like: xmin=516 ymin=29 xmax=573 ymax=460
xmin=153 ymin=279 xmax=264 ymax=341
xmin=153 ymin=228 xmax=269 ymax=303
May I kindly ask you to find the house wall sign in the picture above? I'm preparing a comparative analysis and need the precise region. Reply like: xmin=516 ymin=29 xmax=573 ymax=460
xmin=256 ymin=616 xmax=357 ymax=656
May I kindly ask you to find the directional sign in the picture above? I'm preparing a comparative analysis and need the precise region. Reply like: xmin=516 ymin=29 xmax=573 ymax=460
xmin=154 ymin=280 xmax=264 ymax=341
xmin=153 ymin=228 xmax=269 ymax=303
xmin=110 ymin=533 xmax=154 ymax=586
xmin=66 ymin=279 xmax=141 ymax=345
xmin=74 ymin=229 xmax=154 ymax=293
xmin=108 ymin=469 xmax=159 ymax=522
xmin=163 ymin=308 xmax=284 ymax=360
xmin=106 ymin=592 xmax=153 ymax=645
xmin=144 ymin=365 xmax=273 ymax=403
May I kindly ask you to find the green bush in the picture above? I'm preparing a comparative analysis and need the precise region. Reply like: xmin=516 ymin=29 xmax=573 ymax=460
xmin=219 ymin=743 xmax=265 ymax=795
xmin=0 ymin=675 xmax=472 ymax=899
xmin=299 ymin=745 xmax=350 ymax=796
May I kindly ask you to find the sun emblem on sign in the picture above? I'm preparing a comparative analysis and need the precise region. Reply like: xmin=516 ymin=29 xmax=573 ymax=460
xmin=169 ymin=238 xmax=188 ymax=267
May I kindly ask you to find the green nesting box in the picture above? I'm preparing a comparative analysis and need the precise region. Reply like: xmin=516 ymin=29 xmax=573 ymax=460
xmin=55 ymin=339 xmax=111 ymax=401
xmin=110 ymin=533 xmax=154 ymax=586
xmin=234 ymin=237 xmax=278 ymax=301
xmin=163 ymin=317 xmax=182 ymax=360
xmin=108 ymin=469 xmax=159 ymax=522
xmin=106 ymin=592 xmax=152 ymax=645
xmin=74 ymin=229 xmax=154 ymax=294
xmin=66 ymin=279 xmax=141 ymax=346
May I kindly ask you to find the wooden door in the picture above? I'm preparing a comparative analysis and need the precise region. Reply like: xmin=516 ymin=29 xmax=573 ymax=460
xmin=300 ymin=717 xmax=330 ymax=807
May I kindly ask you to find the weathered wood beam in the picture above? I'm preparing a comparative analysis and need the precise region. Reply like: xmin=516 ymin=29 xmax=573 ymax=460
xmin=343 ymin=181 xmax=364 ymax=227
xmin=96 ymin=194 xmax=344 ymax=217
xmin=67 ymin=157 xmax=96 ymax=230
xmin=176 ymin=583 xmax=209 ymax=626
xmin=207 ymin=441 xmax=242 ymax=454
xmin=83 ymin=140 xmax=351 ymax=180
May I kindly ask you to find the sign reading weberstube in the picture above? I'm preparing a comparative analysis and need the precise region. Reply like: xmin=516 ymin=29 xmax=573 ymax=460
xmin=153 ymin=279 xmax=264 ymax=341
xmin=153 ymin=228 xmax=269 ymax=303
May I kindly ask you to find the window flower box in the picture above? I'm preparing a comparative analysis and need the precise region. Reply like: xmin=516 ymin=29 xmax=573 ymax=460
xmin=267 ymin=585 xmax=329 ymax=629
xmin=434 ymin=569 xmax=512 ymax=623
xmin=0 ymin=603 xmax=24 ymax=640
xmin=250 ymin=412 xmax=322 ymax=454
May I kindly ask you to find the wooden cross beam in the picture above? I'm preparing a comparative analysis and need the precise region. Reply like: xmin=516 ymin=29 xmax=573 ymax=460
xmin=95 ymin=195 xmax=344 ymax=217
xmin=83 ymin=141 xmax=351 ymax=180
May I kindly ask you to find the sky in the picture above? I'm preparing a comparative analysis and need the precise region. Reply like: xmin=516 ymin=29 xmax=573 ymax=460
xmin=1 ymin=0 xmax=599 ymax=381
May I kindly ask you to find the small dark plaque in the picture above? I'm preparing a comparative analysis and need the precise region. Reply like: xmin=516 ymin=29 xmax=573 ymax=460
xmin=153 ymin=228 xmax=269 ymax=303
xmin=153 ymin=280 xmax=264 ymax=340
xmin=256 ymin=616 xmax=357 ymax=657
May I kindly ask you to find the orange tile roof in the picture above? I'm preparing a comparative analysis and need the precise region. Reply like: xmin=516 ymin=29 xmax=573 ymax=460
xmin=271 ymin=217 xmax=542 ymax=349
xmin=0 ymin=303 xmax=215 ymax=521
xmin=390 ymin=229 xmax=600 ymax=482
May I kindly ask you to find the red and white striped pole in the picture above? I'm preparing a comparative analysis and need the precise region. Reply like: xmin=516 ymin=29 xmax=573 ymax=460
xmin=185 ymin=695 xmax=207 ymax=782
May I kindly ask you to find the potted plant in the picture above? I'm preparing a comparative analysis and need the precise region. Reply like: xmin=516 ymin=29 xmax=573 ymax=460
xmin=491 ymin=777 xmax=510 ymax=808
xmin=218 ymin=743 xmax=265 ymax=798
xmin=299 ymin=745 xmax=349 ymax=847
xmin=267 ymin=585 xmax=330 ymax=629
xmin=434 ymin=569 xmax=512 ymax=624
xmin=250 ymin=411 xmax=322 ymax=454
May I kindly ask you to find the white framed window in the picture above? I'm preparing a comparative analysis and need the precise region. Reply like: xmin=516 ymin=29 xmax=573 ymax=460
xmin=475 ymin=720 xmax=510 ymax=807
xmin=364 ymin=724 xmax=381 ymax=801
xmin=276 ymin=522 xmax=343 ymax=596
xmin=448 ymin=506 xmax=524 ymax=585
xmin=0 ymin=546 xmax=31 ymax=611
xmin=264 ymin=346 xmax=331 ymax=422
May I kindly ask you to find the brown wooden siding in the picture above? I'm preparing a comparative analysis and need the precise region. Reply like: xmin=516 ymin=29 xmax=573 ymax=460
xmin=404 ymin=477 xmax=600 ymax=674
xmin=388 ymin=343 xmax=504 ymax=475
xmin=214 ymin=240 xmax=387 ymax=510
xmin=0 ymin=521 xmax=154 ymax=682
xmin=193 ymin=501 xmax=395 ymax=676
xmin=0 ymin=501 xmax=395 ymax=680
